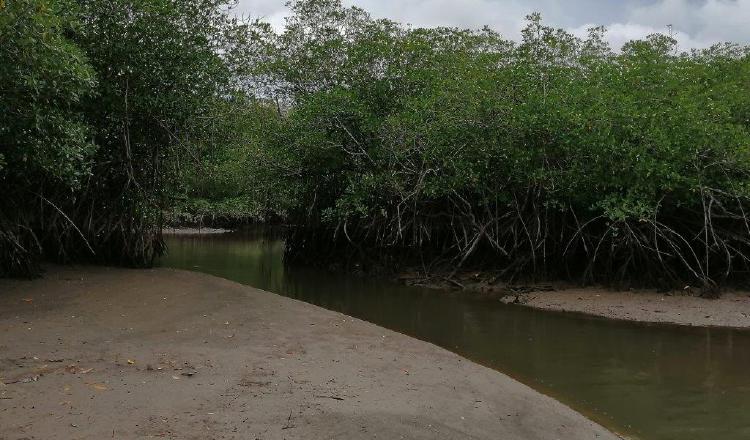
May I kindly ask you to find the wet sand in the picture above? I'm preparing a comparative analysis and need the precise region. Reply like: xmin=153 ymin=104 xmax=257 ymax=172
xmin=0 ymin=266 xmax=618 ymax=440
xmin=163 ymin=227 xmax=232 ymax=235
xmin=500 ymin=288 xmax=750 ymax=328
xmin=404 ymin=270 xmax=750 ymax=329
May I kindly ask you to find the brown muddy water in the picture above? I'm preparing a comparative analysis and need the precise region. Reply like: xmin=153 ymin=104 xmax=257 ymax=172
xmin=161 ymin=230 xmax=750 ymax=440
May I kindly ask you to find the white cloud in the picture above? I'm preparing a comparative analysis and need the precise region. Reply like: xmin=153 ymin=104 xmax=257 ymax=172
xmin=342 ymin=0 xmax=531 ymax=37
xmin=628 ymin=0 xmax=750 ymax=44
xmin=568 ymin=22 xmax=709 ymax=51
xmin=233 ymin=0 xmax=750 ymax=49
xmin=231 ymin=0 xmax=289 ymax=30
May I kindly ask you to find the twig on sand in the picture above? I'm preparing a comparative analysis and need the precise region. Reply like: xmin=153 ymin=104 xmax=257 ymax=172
xmin=282 ymin=410 xmax=295 ymax=430
xmin=314 ymin=395 xmax=345 ymax=401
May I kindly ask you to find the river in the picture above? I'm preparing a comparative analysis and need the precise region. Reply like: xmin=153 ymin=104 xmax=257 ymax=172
xmin=161 ymin=229 xmax=750 ymax=440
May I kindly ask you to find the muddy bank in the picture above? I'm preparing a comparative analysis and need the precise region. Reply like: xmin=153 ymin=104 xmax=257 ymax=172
xmin=163 ymin=227 xmax=232 ymax=235
xmin=0 ymin=266 xmax=617 ymax=439
xmin=498 ymin=288 xmax=750 ymax=328
xmin=399 ymin=270 xmax=750 ymax=328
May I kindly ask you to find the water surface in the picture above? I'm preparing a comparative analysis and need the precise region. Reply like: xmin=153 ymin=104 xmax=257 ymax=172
xmin=161 ymin=230 xmax=750 ymax=440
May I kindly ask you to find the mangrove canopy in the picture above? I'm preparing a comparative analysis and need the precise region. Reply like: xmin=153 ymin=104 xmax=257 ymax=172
xmin=3 ymin=0 xmax=750 ymax=290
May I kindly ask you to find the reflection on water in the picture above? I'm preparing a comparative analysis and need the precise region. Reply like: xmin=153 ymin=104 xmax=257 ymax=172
xmin=161 ymin=230 xmax=750 ymax=440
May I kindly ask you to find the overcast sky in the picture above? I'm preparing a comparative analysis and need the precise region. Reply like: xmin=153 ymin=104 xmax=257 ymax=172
xmin=234 ymin=0 xmax=750 ymax=50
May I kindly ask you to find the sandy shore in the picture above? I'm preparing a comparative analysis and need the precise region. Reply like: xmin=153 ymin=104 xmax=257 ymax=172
xmin=500 ymin=287 xmax=750 ymax=328
xmin=0 ymin=267 xmax=617 ymax=439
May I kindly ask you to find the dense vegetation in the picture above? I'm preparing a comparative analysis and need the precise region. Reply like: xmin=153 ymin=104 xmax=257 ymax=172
xmin=1 ymin=0 xmax=249 ymax=275
xmin=3 ymin=0 xmax=750 ymax=290
xmin=244 ymin=1 xmax=750 ymax=289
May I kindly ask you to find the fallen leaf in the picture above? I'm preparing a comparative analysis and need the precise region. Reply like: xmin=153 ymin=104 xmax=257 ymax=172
xmin=127 ymin=359 xmax=135 ymax=365
xmin=91 ymin=384 xmax=107 ymax=391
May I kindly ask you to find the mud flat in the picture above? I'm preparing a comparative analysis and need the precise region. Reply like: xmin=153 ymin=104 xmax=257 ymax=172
xmin=500 ymin=287 xmax=750 ymax=328
xmin=0 ymin=266 xmax=618 ymax=439
xmin=163 ymin=227 xmax=231 ymax=235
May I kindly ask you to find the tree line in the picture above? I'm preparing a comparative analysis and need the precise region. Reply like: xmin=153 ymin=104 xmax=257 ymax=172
xmin=1 ymin=0 xmax=252 ymax=275
xmin=3 ymin=0 xmax=750 ymax=290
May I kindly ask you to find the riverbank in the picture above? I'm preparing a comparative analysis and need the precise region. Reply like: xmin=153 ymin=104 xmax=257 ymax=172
xmin=0 ymin=266 xmax=617 ymax=439
xmin=160 ymin=225 xmax=750 ymax=330
xmin=498 ymin=287 xmax=750 ymax=328
xmin=163 ymin=226 xmax=232 ymax=235
xmin=160 ymin=227 xmax=750 ymax=329
xmin=402 ymin=272 xmax=750 ymax=328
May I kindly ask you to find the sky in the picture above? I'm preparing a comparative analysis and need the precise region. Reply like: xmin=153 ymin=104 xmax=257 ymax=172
xmin=233 ymin=0 xmax=750 ymax=50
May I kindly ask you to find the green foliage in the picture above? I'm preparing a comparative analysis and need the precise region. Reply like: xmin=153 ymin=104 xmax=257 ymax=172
xmin=63 ymin=0 xmax=246 ymax=265
xmin=0 ymin=0 xmax=95 ymax=182
xmin=0 ymin=0 xmax=254 ymax=275
xmin=0 ymin=0 xmax=96 ymax=276
xmin=168 ymin=94 xmax=284 ymax=225
xmin=0 ymin=0 xmax=96 ymax=186
xmin=4 ymin=0 xmax=750 ymax=288
xmin=251 ymin=1 xmax=750 ymax=288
